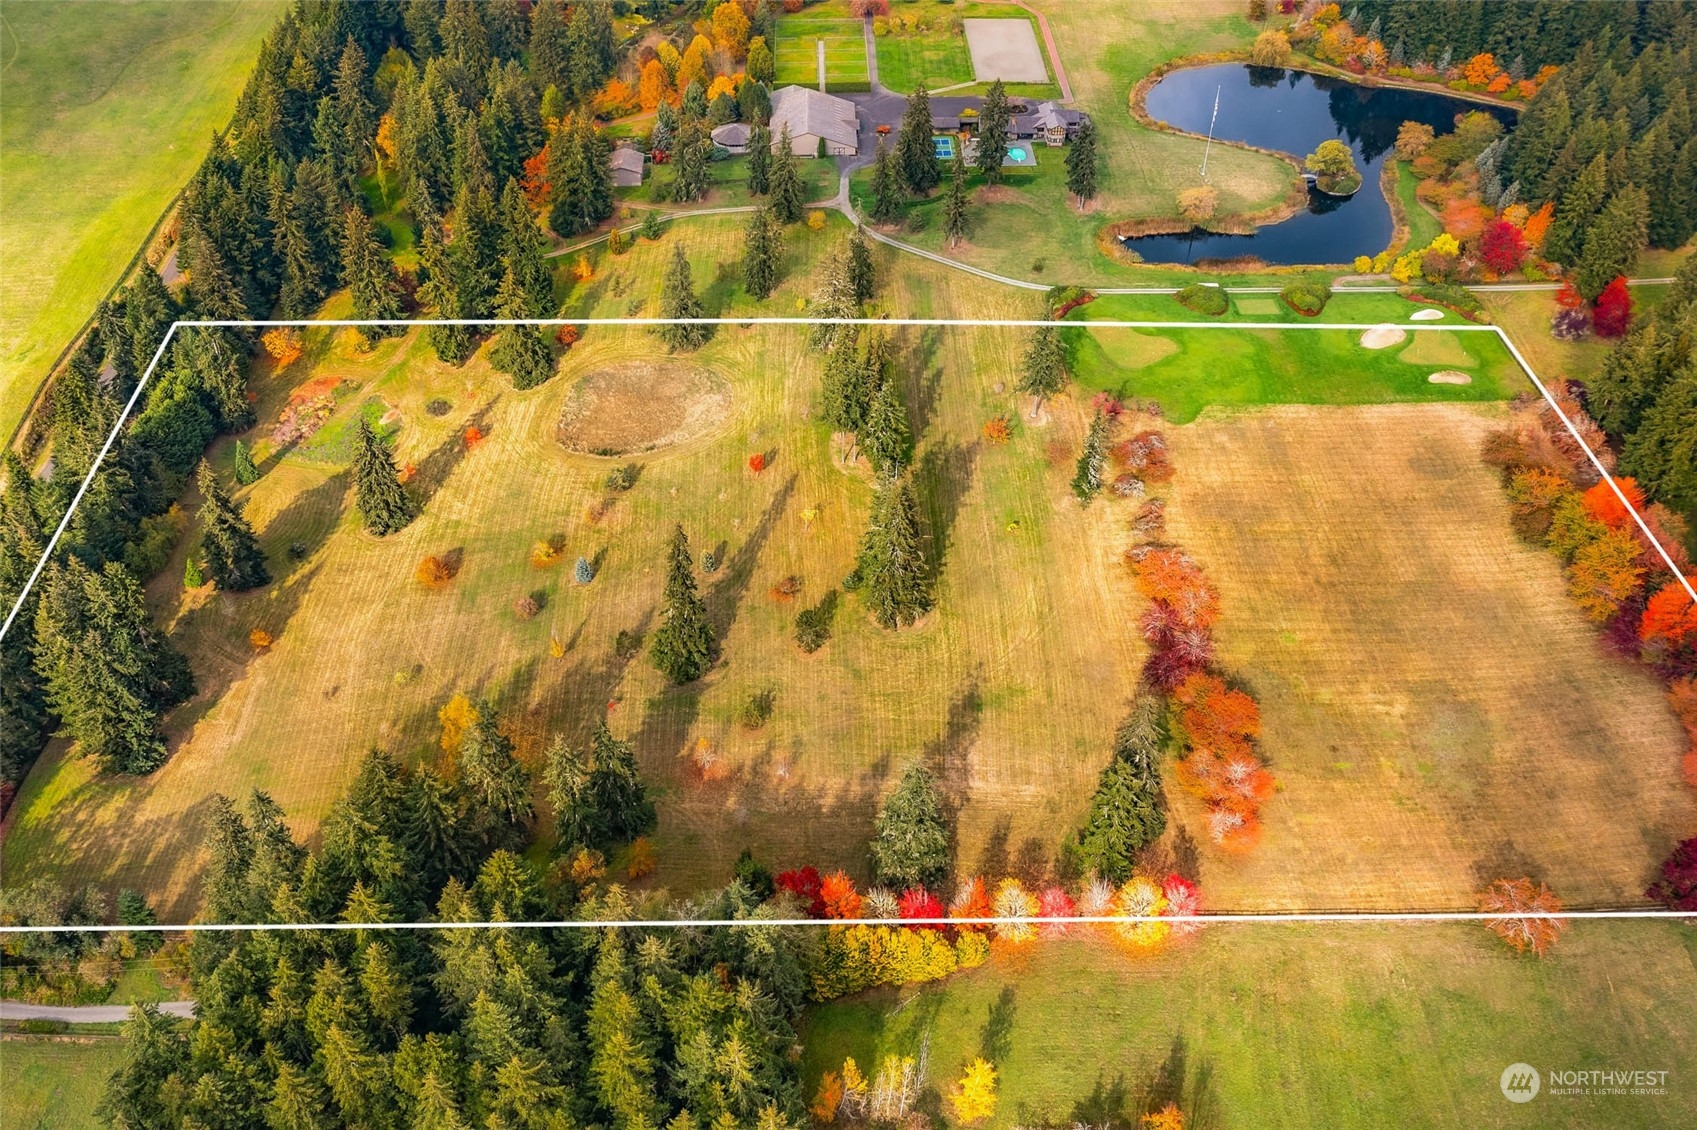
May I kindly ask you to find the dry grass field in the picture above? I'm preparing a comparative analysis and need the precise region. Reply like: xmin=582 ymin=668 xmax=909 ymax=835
xmin=1163 ymin=403 xmax=1696 ymax=910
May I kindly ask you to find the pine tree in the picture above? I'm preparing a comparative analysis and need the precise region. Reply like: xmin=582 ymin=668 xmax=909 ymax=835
xmin=742 ymin=206 xmax=783 ymax=300
xmin=975 ymin=80 xmax=1011 ymax=185
xmin=809 ymin=247 xmax=858 ymax=351
xmin=458 ymin=705 xmax=533 ymax=841
xmin=822 ymin=330 xmax=873 ymax=435
xmin=545 ymin=722 xmax=656 ymax=851
xmin=352 ymin=417 xmax=416 ymax=536
xmin=769 ymin=125 xmax=805 ymax=224
xmin=233 ymin=440 xmax=259 ymax=485
xmin=1575 ymin=185 xmax=1650 ymax=301
xmin=1074 ymin=696 xmax=1168 ymax=883
xmin=196 ymin=463 xmax=270 ymax=592
xmin=672 ymin=117 xmax=712 ymax=204
xmin=656 ymin=244 xmax=709 ymax=351
xmin=1065 ymin=118 xmax=1099 ymax=206
xmin=417 ymin=209 xmax=477 ymax=365
xmin=747 ymin=123 xmax=772 ymax=195
xmin=489 ymin=266 xmax=557 ymax=390
xmin=860 ymin=369 xmax=911 ymax=477
xmin=859 ymin=473 xmax=931 ymax=630
xmin=548 ymin=112 xmax=613 ymax=238
xmin=869 ymin=138 xmax=901 ymax=224
xmin=871 ymin=764 xmax=950 ymax=890
xmin=650 ymin=525 xmax=718 ymax=683
xmin=565 ymin=0 xmax=615 ymax=102
xmin=339 ymin=209 xmax=404 ymax=347
xmin=499 ymin=178 xmax=554 ymax=317
xmin=942 ymin=150 xmax=969 ymax=247
xmin=1543 ymin=152 xmax=1607 ymax=267
xmin=528 ymin=0 xmax=571 ymax=94
xmin=1071 ymin=410 xmax=1109 ymax=504
xmin=846 ymin=226 xmax=875 ymax=304
xmin=332 ymin=38 xmax=374 ymax=185
xmin=895 ymin=85 xmax=940 ymax=196
xmin=1018 ymin=324 xmax=1066 ymax=414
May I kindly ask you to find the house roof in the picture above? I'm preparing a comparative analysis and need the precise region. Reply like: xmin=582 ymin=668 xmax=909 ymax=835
xmin=711 ymin=122 xmax=751 ymax=146
xmin=769 ymin=85 xmax=858 ymax=148
xmin=610 ymin=147 xmax=645 ymax=172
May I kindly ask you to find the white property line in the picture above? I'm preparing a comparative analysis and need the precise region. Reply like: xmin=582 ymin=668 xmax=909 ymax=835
xmin=1 ymin=909 xmax=1688 ymax=936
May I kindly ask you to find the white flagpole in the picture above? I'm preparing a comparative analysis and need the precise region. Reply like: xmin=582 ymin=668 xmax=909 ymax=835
xmin=1199 ymin=84 xmax=1220 ymax=180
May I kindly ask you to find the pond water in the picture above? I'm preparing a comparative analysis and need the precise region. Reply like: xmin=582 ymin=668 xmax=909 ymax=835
xmin=1123 ymin=64 xmax=1514 ymax=266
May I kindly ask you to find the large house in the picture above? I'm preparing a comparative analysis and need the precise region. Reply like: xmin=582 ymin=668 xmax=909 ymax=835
xmin=930 ymin=95 xmax=1089 ymax=146
xmin=768 ymin=85 xmax=858 ymax=157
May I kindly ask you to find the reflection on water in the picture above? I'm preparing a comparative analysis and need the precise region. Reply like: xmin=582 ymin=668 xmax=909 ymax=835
xmin=1124 ymin=64 xmax=1514 ymax=266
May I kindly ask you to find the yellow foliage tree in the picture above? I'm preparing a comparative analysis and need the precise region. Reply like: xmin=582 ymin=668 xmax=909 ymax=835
xmin=949 ymin=1058 xmax=998 ymax=1124
xmin=655 ymin=42 xmax=682 ymax=82
xmin=711 ymin=0 xmax=751 ymax=58
xmin=639 ymin=59 xmax=671 ymax=111
xmin=678 ymin=34 xmax=713 ymax=91
xmin=261 ymin=327 xmax=304 ymax=367
xmin=439 ymin=693 xmax=479 ymax=755
xmin=1142 ymin=1104 xmax=1186 ymax=1130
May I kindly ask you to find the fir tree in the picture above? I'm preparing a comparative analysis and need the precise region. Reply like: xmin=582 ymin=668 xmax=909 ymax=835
xmin=1074 ymin=696 xmax=1168 ymax=883
xmin=869 ymin=137 xmax=901 ymax=224
xmin=975 ymin=80 xmax=1011 ymax=185
xmin=548 ymin=112 xmax=614 ymax=238
xmin=339 ymin=209 xmax=404 ymax=347
xmin=528 ymin=0 xmax=571 ymax=94
xmin=871 ymin=764 xmax=950 ymax=890
xmin=650 ymin=524 xmax=718 ymax=683
xmin=859 ymin=472 xmax=931 ymax=630
xmin=565 ymin=0 xmax=616 ymax=102
xmin=895 ymin=85 xmax=940 ymax=196
xmin=458 ymin=705 xmax=533 ymax=845
xmin=747 ymin=123 xmax=772 ymax=195
xmin=499 ymin=178 xmax=554 ymax=317
xmin=196 ymin=463 xmax=270 ymax=592
xmin=808 ymin=247 xmax=858 ymax=351
xmin=672 ymin=118 xmax=712 ymax=204
xmin=821 ymin=330 xmax=873 ymax=436
xmin=656 ymin=244 xmax=710 ymax=351
xmin=124 ymin=266 xmax=177 ymax=380
xmin=489 ymin=266 xmax=558 ymax=390
xmin=1575 ymin=185 xmax=1650 ymax=301
xmin=1018 ymin=324 xmax=1066 ymax=414
xmin=233 ymin=440 xmax=259 ymax=485
xmin=769 ymin=125 xmax=805 ymax=224
xmin=1542 ymin=152 xmax=1607 ymax=267
xmin=332 ymin=38 xmax=374 ymax=186
xmin=846 ymin=226 xmax=875 ymax=304
xmin=417 ymin=209 xmax=477 ymax=364
xmin=1071 ymin=410 xmax=1109 ymax=504
xmin=860 ymin=368 xmax=911 ymax=477
xmin=942 ymin=150 xmax=969 ymax=247
xmin=352 ymin=418 xmax=416 ymax=536
xmin=1065 ymin=118 xmax=1099 ymax=206
xmin=742 ymin=206 xmax=783 ymax=300
xmin=545 ymin=722 xmax=656 ymax=851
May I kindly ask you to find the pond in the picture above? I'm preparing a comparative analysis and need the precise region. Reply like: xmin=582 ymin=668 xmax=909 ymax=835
xmin=1123 ymin=64 xmax=1515 ymax=266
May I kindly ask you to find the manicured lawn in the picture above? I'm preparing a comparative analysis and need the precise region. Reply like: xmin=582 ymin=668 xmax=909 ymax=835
xmin=802 ymin=923 xmax=1697 ymax=1128
xmin=1395 ymin=160 xmax=1443 ymax=251
xmin=613 ymin=153 xmax=840 ymax=211
xmin=0 ymin=0 xmax=284 ymax=443
xmin=0 ymin=1035 xmax=128 ymax=1129
xmin=774 ymin=15 xmax=869 ymax=90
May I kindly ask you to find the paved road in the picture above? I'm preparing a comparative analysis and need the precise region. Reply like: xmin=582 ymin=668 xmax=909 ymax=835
xmin=2 ymin=999 xmax=195 ymax=1023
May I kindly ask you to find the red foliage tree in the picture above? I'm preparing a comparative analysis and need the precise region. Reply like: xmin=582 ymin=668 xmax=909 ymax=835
xmin=1554 ymin=280 xmax=1584 ymax=309
xmin=777 ymin=867 xmax=825 ymax=916
xmin=1480 ymin=219 xmax=1529 ymax=273
xmin=1479 ymin=877 xmax=1567 ymax=957
xmin=1161 ymin=874 xmax=1202 ymax=937
xmin=1639 ymin=584 xmax=1697 ymax=648
xmin=1036 ymin=886 xmax=1076 ymax=937
xmin=897 ymin=886 xmax=945 ymax=928
xmin=1579 ymin=476 xmax=1646 ymax=529
xmin=1647 ymin=838 xmax=1697 ymax=910
xmin=1592 ymin=276 xmax=1634 ymax=338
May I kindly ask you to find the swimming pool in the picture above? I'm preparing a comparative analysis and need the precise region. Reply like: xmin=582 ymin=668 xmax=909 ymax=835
xmin=933 ymin=135 xmax=956 ymax=159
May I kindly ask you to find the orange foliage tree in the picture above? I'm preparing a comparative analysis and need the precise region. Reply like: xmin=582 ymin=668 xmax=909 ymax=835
xmin=1171 ymin=672 xmax=1274 ymax=849
xmin=1579 ymin=476 xmax=1646 ymax=529
xmin=820 ymin=871 xmax=863 ymax=919
xmin=1479 ymin=877 xmax=1567 ymax=956
xmin=949 ymin=876 xmax=993 ymax=930
xmin=522 ymin=144 xmax=552 ymax=206
xmin=638 ymin=59 xmax=671 ymax=111
xmin=1566 ymin=529 xmax=1646 ymax=621
xmin=262 ymin=327 xmax=304 ymax=368
xmin=811 ymin=1071 xmax=844 ymax=1123
xmin=1640 ymin=584 xmax=1697 ymax=648
xmin=592 ymin=78 xmax=639 ymax=119
xmin=1463 ymin=53 xmax=1499 ymax=86
xmin=417 ymin=554 xmax=456 ymax=586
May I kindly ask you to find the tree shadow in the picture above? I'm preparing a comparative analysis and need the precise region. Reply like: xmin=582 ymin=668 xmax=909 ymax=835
xmin=701 ymin=259 xmax=739 ymax=318
xmin=915 ymin=439 xmax=977 ymax=585
xmin=1012 ymin=836 xmax=1051 ymax=887
xmin=974 ymin=816 xmax=1011 ymax=880
xmin=1471 ymin=838 xmax=1545 ymax=891
xmin=704 ymin=473 xmax=796 ymax=641
xmin=903 ymin=325 xmax=947 ymax=439
xmin=978 ymin=985 xmax=1017 ymax=1062
xmin=411 ymin=398 xmax=498 ymax=509
xmin=922 ymin=679 xmax=982 ymax=872
xmin=1066 ymin=1071 xmax=1131 ymax=1126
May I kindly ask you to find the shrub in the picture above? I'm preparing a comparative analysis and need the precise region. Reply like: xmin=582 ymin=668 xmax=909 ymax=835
xmin=613 ymin=628 xmax=643 ymax=658
xmin=981 ymin=415 xmax=1013 ymax=444
xmin=604 ymin=463 xmax=641 ymax=491
xmin=426 ymin=397 xmax=452 ymax=417
xmin=627 ymin=836 xmax=657 ymax=879
xmin=807 ymin=210 xmax=827 ymax=230
xmin=795 ymin=589 xmax=840 ymax=652
xmin=1479 ymin=877 xmax=1567 ymax=956
xmin=1551 ymin=306 xmax=1591 ymax=340
xmin=532 ymin=539 xmax=565 ymax=567
xmin=1404 ymin=281 xmax=1483 ymax=318
xmin=514 ymin=595 xmax=540 ymax=620
xmin=574 ymin=555 xmax=596 ymax=583
xmin=184 ymin=557 xmax=204 ymax=588
xmin=702 ymin=546 xmax=721 ymax=572
xmin=1176 ymin=186 xmax=1218 ymax=224
xmin=557 ymin=324 xmax=581 ymax=348
xmin=748 ymin=451 xmax=767 ymax=473
xmin=768 ymin=574 xmax=801 ymax=602
xmin=1174 ymin=283 xmax=1228 ymax=316
xmin=1278 ymin=281 xmax=1332 ymax=316
xmin=738 ymin=688 xmax=775 ymax=729
xmin=249 ymin=628 xmax=273 ymax=649
xmin=261 ymin=327 xmax=304 ymax=367
xmin=417 ymin=554 xmax=456 ymax=585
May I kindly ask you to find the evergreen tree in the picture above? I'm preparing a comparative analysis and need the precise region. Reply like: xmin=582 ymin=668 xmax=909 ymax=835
xmin=565 ymin=0 xmax=616 ymax=102
xmin=942 ymin=150 xmax=969 ymax=247
xmin=1576 ymin=185 xmax=1651 ymax=301
xmin=860 ymin=368 xmax=911 ymax=477
xmin=545 ymin=722 xmax=657 ymax=852
xmin=451 ymin=179 xmax=502 ymax=316
xmin=183 ymin=326 xmax=254 ymax=433
xmin=808 ymin=247 xmax=858 ymax=351
xmin=457 ymin=705 xmax=533 ymax=843
xmin=768 ymin=125 xmax=805 ymax=224
xmin=1621 ymin=367 xmax=1697 ymax=513
xmin=656 ymin=244 xmax=710 ymax=351
xmin=1074 ymin=697 xmax=1168 ymax=883
xmin=124 ymin=266 xmax=178 ymax=380
xmin=273 ymin=159 xmax=338 ymax=318
xmin=339 ymin=209 xmax=404 ymax=347
xmin=1543 ymin=152 xmax=1607 ymax=267
xmin=1065 ymin=118 xmax=1099 ymax=206
xmin=489 ymin=266 xmax=558 ymax=390
xmin=233 ymin=440 xmax=259 ymax=485
xmin=1018 ymin=324 xmax=1066 ymax=414
xmin=859 ymin=472 xmax=931 ymax=630
xmin=747 ymin=124 xmax=772 ymax=195
xmin=846 ymin=226 xmax=875 ymax=304
xmin=868 ymin=138 xmax=901 ymax=224
xmin=672 ymin=117 xmax=712 ymax=204
xmin=1071 ymin=409 xmax=1109 ymax=504
xmin=528 ymin=0 xmax=571 ymax=95
xmin=650 ymin=525 xmax=718 ymax=683
xmin=548 ymin=112 xmax=614 ymax=237
xmin=975 ymin=80 xmax=1011 ymax=185
xmin=351 ymin=418 xmax=416 ymax=536
xmin=742 ymin=206 xmax=783 ymax=300
xmin=498 ymin=178 xmax=554 ymax=317
xmin=196 ymin=463 xmax=270 ymax=592
xmin=895 ymin=85 xmax=940 ymax=196
xmin=417 ymin=208 xmax=477 ymax=364
xmin=440 ymin=0 xmax=491 ymax=76
xmin=871 ymin=764 xmax=950 ymax=890
xmin=821 ymin=330 xmax=873 ymax=436
xmin=332 ymin=38 xmax=374 ymax=186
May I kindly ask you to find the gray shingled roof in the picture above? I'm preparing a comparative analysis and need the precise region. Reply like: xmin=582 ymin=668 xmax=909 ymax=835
xmin=769 ymin=85 xmax=858 ymax=149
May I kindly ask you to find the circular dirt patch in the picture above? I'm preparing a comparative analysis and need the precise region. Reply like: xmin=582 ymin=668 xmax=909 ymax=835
xmin=557 ymin=360 xmax=730 ymax=455
xmin=1409 ymin=308 xmax=1444 ymax=322
xmin=1360 ymin=325 xmax=1407 ymax=349
xmin=1427 ymin=370 xmax=1472 ymax=385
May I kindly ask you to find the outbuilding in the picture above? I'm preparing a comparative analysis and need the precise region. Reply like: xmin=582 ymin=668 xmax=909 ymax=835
xmin=610 ymin=146 xmax=645 ymax=187
xmin=768 ymin=85 xmax=858 ymax=157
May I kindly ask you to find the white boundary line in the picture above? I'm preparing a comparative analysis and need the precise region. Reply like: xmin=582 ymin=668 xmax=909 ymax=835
xmin=2 ymin=313 xmax=1691 ymax=934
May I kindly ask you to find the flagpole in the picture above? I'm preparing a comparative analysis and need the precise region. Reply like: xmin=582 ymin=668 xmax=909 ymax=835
xmin=1199 ymin=84 xmax=1220 ymax=181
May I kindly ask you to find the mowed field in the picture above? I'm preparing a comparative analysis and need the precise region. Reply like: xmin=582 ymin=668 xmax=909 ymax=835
xmin=0 ymin=0 xmax=284 ymax=441
xmin=803 ymin=922 xmax=1697 ymax=1129
xmin=1163 ymin=403 xmax=1696 ymax=909
xmin=773 ymin=14 xmax=869 ymax=91
xmin=0 ymin=1034 xmax=128 ymax=1130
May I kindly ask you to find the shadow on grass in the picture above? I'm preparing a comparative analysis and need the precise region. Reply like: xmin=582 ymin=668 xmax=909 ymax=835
xmin=411 ymin=398 xmax=498 ymax=509
xmin=915 ymin=439 xmax=977 ymax=586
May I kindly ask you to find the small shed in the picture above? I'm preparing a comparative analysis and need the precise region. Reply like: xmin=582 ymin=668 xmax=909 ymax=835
xmin=610 ymin=147 xmax=645 ymax=187
xmin=711 ymin=122 xmax=751 ymax=154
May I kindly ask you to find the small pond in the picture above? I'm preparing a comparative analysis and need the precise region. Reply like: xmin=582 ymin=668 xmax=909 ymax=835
xmin=1123 ymin=64 xmax=1514 ymax=266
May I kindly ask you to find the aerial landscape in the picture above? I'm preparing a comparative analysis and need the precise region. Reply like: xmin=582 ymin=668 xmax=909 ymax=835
xmin=1 ymin=1 xmax=1694 ymax=1127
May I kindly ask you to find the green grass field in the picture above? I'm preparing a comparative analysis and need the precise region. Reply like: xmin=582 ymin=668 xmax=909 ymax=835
xmin=0 ymin=1035 xmax=127 ymax=1130
xmin=0 ymin=0 xmax=284 ymax=443
xmin=872 ymin=2 xmax=1058 ymax=97
xmin=802 ymin=922 xmax=1697 ymax=1128
xmin=774 ymin=15 xmax=870 ymax=91
xmin=1395 ymin=160 xmax=1444 ymax=251
xmin=611 ymin=152 xmax=840 ymax=211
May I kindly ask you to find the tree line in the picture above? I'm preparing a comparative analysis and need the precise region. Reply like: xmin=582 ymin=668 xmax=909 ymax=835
xmin=1353 ymin=0 xmax=1694 ymax=74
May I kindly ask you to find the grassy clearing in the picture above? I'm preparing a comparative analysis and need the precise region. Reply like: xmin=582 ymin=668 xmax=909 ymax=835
xmin=872 ymin=2 xmax=1058 ymax=96
xmin=802 ymin=922 xmax=1697 ymax=1128
xmin=0 ymin=1035 xmax=128 ymax=1130
xmin=0 ymin=0 xmax=284 ymax=442
xmin=1479 ymin=286 xmax=1675 ymax=388
xmin=1163 ymin=404 xmax=1695 ymax=909
xmin=1394 ymin=160 xmax=1443 ymax=252
xmin=611 ymin=153 xmax=839 ymax=211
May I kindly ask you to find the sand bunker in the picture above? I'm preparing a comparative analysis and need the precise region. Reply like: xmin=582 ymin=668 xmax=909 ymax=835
xmin=557 ymin=360 xmax=730 ymax=455
xmin=1427 ymin=370 xmax=1472 ymax=385
xmin=1360 ymin=325 xmax=1407 ymax=349
xmin=1410 ymin=308 xmax=1444 ymax=321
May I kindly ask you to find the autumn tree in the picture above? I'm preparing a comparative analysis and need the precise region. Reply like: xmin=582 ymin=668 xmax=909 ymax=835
xmin=858 ymin=472 xmax=931 ymax=629
xmin=1479 ymin=219 xmax=1528 ymax=274
xmin=1592 ymin=276 xmax=1634 ymax=338
xmin=656 ymin=243 xmax=709 ymax=351
xmin=352 ymin=417 xmax=416 ymax=536
xmin=650 ymin=524 xmax=718 ymax=683
xmin=195 ymin=463 xmax=270 ymax=592
xmin=1479 ymin=877 xmax=1567 ymax=957
xmin=1304 ymin=138 xmax=1359 ymax=192
xmin=871 ymin=764 xmax=950 ymax=891
xmin=949 ymin=1059 xmax=998 ymax=1124
xmin=1018 ymin=324 xmax=1066 ymax=416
